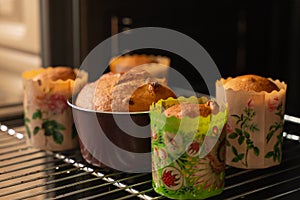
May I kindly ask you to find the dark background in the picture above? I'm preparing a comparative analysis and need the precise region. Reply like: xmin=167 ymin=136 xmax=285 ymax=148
xmin=41 ymin=0 xmax=300 ymax=117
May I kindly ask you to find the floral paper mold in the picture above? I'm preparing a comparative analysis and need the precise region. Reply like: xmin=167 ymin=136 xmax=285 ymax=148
xmin=216 ymin=78 xmax=287 ymax=169
xmin=22 ymin=67 xmax=87 ymax=151
xmin=150 ymin=96 xmax=227 ymax=199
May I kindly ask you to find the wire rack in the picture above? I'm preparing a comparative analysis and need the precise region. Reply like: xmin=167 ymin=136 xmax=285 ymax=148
xmin=0 ymin=114 xmax=300 ymax=200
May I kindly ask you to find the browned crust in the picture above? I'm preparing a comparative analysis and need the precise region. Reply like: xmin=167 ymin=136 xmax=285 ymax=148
xmin=79 ymin=68 xmax=176 ymax=112
xmin=33 ymin=67 xmax=76 ymax=82
xmin=164 ymin=102 xmax=213 ymax=118
xmin=93 ymin=72 xmax=122 ymax=111
xmin=224 ymin=74 xmax=279 ymax=93
xmin=109 ymin=54 xmax=169 ymax=73
xmin=128 ymin=82 xmax=176 ymax=112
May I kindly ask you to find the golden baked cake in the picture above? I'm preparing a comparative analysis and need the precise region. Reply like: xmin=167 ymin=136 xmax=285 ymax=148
xmin=109 ymin=54 xmax=170 ymax=74
xmin=223 ymin=74 xmax=279 ymax=93
xmin=164 ymin=102 xmax=215 ymax=118
xmin=33 ymin=66 xmax=77 ymax=82
xmin=76 ymin=68 xmax=176 ymax=112
xmin=127 ymin=82 xmax=176 ymax=112
xmin=93 ymin=72 xmax=123 ymax=111
xmin=111 ymin=68 xmax=175 ymax=112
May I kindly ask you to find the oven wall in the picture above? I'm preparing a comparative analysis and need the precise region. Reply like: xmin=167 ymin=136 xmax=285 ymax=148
xmin=38 ymin=0 xmax=299 ymax=117
xmin=77 ymin=0 xmax=300 ymax=117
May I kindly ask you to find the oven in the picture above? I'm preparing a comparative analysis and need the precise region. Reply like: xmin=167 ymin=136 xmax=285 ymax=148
xmin=1 ymin=0 xmax=300 ymax=199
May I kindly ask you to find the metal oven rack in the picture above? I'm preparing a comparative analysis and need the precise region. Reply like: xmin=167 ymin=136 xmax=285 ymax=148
xmin=0 ymin=114 xmax=300 ymax=200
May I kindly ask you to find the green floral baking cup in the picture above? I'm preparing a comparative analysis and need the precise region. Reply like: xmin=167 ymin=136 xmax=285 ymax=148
xmin=150 ymin=96 xmax=227 ymax=199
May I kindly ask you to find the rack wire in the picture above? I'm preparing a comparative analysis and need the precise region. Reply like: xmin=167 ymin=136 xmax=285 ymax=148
xmin=0 ymin=114 xmax=300 ymax=200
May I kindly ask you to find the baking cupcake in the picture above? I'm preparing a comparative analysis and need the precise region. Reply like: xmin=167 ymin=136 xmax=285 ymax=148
xmin=22 ymin=67 xmax=87 ymax=151
xmin=150 ymin=96 xmax=227 ymax=199
xmin=216 ymin=74 xmax=287 ymax=169
xmin=109 ymin=54 xmax=170 ymax=79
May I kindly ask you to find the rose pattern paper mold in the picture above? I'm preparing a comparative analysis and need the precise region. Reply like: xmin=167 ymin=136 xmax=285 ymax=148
xmin=22 ymin=67 xmax=87 ymax=151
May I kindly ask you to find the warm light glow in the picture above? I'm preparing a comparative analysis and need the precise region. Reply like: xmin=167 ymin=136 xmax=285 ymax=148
xmin=284 ymin=115 xmax=300 ymax=124
xmin=16 ymin=133 xmax=24 ymax=139
xmin=0 ymin=125 xmax=8 ymax=132
xmin=8 ymin=129 xmax=15 ymax=135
